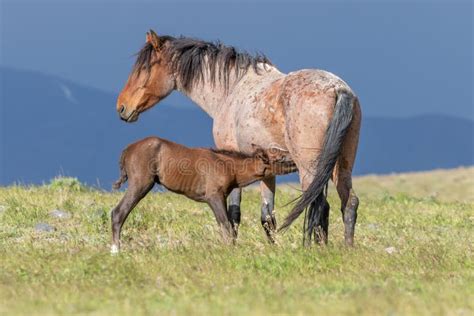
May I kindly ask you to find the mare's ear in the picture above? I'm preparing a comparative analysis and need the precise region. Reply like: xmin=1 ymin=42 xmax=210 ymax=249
xmin=146 ymin=29 xmax=162 ymax=51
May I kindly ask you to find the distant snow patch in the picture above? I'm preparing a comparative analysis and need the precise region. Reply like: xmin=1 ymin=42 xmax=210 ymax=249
xmin=58 ymin=82 xmax=78 ymax=104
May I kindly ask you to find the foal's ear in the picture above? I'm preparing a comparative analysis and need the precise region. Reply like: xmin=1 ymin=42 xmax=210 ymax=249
xmin=251 ymin=144 xmax=270 ymax=164
xmin=266 ymin=147 xmax=290 ymax=163
xmin=251 ymin=143 xmax=289 ymax=164
xmin=256 ymin=150 xmax=270 ymax=164
xmin=146 ymin=29 xmax=162 ymax=51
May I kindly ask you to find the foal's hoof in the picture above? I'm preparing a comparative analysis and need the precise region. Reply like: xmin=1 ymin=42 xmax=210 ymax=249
xmin=110 ymin=244 xmax=120 ymax=254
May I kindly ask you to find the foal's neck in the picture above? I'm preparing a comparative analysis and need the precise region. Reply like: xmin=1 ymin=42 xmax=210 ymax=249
xmin=233 ymin=158 xmax=266 ymax=187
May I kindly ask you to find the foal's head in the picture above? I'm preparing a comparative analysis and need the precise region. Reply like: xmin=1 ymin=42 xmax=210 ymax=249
xmin=117 ymin=31 xmax=176 ymax=122
xmin=210 ymin=146 xmax=294 ymax=186
xmin=253 ymin=147 xmax=296 ymax=177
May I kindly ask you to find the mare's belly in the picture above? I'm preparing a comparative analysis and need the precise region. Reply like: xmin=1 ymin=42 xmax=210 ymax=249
xmin=214 ymin=79 xmax=287 ymax=153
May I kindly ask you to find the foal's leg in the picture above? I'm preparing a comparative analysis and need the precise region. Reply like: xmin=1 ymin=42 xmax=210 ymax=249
xmin=208 ymin=195 xmax=236 ymax=243
xmin=227 ymin=188 xmax=242 ymax=234
xmin=111 ymin=179 xmax=154 ymax=253
xmin=260 ymin=176 xmax=277 ymax=243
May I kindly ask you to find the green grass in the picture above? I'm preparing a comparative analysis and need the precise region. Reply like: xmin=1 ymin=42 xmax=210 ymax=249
xmin=1 ymin=168 xmax=473 ymax=315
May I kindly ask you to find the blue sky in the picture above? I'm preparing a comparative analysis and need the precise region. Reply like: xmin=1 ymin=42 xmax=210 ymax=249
xmin=1 ymin=0 xmax=472 ymax=119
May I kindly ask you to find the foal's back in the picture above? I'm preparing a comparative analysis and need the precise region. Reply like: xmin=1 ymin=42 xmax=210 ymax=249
xmin=123 ymin=136 xmax=230 ymax=201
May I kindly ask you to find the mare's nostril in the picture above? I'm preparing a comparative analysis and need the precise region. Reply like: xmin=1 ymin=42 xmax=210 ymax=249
xmin=120 ymin=105 xmax=126 ymax=114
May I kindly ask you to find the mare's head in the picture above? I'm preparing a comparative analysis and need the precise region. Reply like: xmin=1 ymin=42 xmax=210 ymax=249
xmin=117 ymin=30 xmax=176 ymax=122
xmin=117 ymin=30 xmax=272 ymax=122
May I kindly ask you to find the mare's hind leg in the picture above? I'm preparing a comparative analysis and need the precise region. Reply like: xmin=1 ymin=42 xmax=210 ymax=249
xmin=208 ymin=194 xmax=236 ymax=243
xmin=333 ymin=101 xmax=361 ymax=246
xmin=260 ymin=176 xmax=277 ymax=243
xmin=334 ymin=169 xmax=359 ymax=246
xmin=227 ymin=188 xmax=241 ymax=235
xmin=111 ymin=177 xmax=154 ymax=253
xmin=296 ymin=168 xmax=330 ymax=246
xmin=309 ymin=197 xmax=330 ymax=245
xmin=282 ymin=89 xmax=335 ymax=245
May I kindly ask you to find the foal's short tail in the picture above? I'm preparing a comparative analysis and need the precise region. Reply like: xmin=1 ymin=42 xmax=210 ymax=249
xmin=112 ymin=149 xmax=128 ymax=190
xmin=279 ymin=89 xmax=355 ymax=235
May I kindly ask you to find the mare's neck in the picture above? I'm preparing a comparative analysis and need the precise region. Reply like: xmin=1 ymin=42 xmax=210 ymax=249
xmin=176 ymin=62 xmax=281 ymax=118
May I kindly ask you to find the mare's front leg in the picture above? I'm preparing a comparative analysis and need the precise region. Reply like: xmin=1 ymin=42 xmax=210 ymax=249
xmin=208 ymin=194 xmax=236 ymax=244
xmin=111 ymin=180 xmax=154 ymax=253
xmin=227 ymin=188 xmax=241 ymax=235
xmin=260 ymin=176 xmax=277 ymax=243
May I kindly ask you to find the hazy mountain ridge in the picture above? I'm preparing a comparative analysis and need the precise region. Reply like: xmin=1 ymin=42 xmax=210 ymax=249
xmin=0 ymin=68 xmax=472 ymax=186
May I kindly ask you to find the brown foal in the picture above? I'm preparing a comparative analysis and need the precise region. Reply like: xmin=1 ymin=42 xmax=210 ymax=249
xmin=110 ymin=136 xmax=295 ymax=253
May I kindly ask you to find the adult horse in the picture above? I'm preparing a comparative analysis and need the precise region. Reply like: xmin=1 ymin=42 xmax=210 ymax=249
xmin=116 ymin=30 xmax=361 ymax=245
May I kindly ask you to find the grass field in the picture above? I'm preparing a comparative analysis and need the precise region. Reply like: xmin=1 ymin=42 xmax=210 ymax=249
xmin=1 ymin=167 xmax=473 ymax=315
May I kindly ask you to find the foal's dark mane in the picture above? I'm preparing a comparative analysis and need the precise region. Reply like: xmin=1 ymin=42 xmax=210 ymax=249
xmin=133 ymin=35 xmax=272 ymax=91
